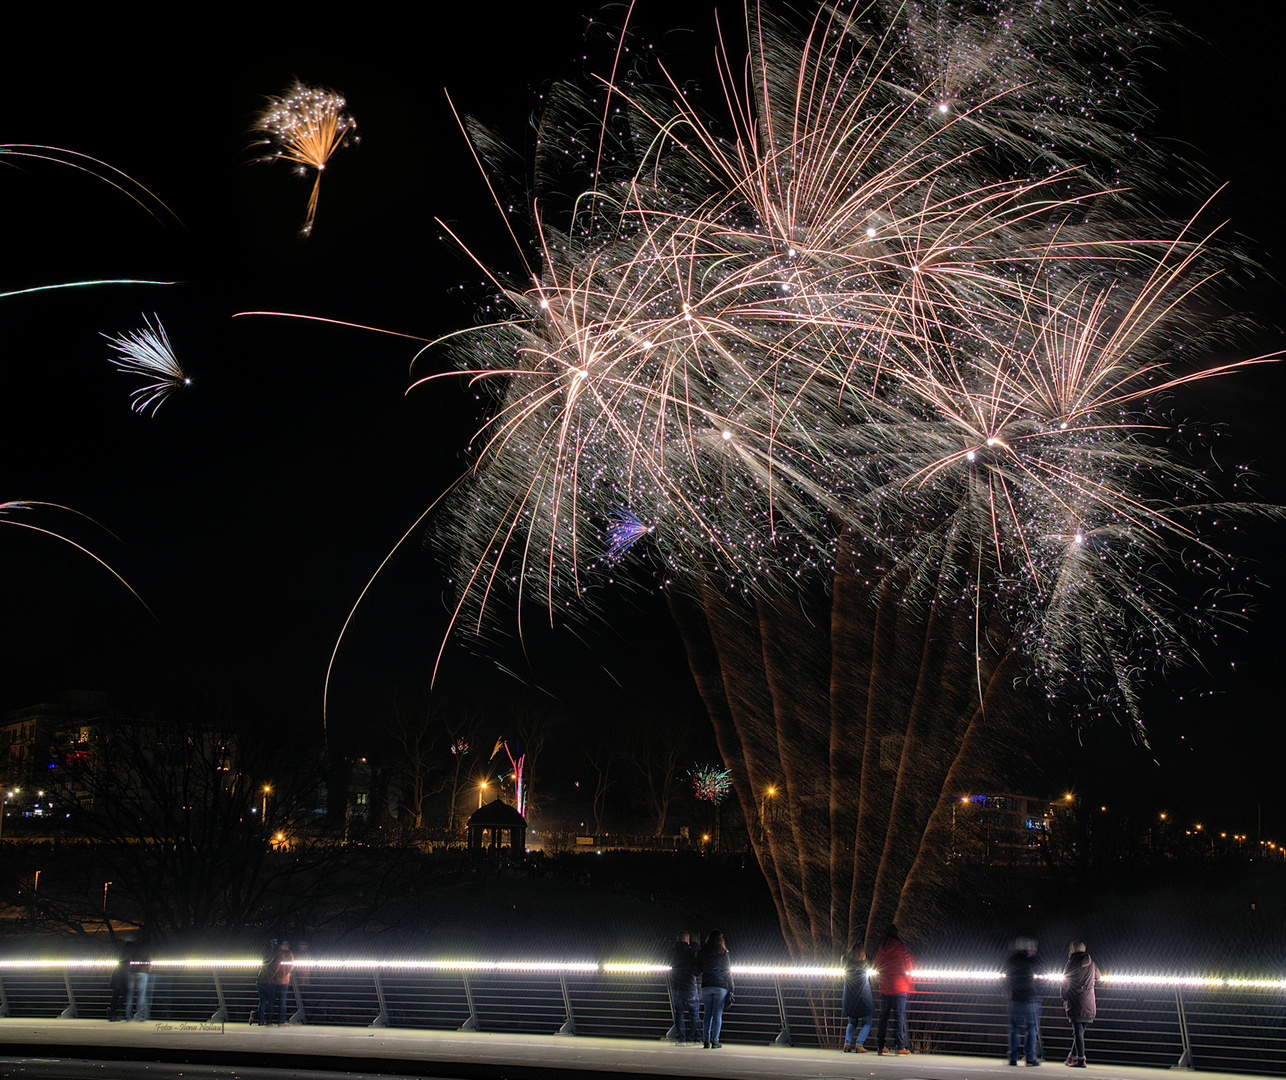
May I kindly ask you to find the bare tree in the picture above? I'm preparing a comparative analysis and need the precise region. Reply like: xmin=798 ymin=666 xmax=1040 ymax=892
xmin=583 ymin=733 xmax=620 ymax=836
xmin=384 ymin=698 xmax=445 ymax=831
xmin=45 ymin=704 xmax=368 ymax=939
xmin=625 ymin=709 xmax=690 ymax=837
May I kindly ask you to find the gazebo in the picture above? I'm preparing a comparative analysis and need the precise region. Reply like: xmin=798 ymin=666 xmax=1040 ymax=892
xmin=466 ymin=797 xmax=527 ymax=856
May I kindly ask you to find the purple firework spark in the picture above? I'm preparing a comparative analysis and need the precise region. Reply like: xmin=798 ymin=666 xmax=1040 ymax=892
xmin=604 ymin=508 xmax=652 ymax=564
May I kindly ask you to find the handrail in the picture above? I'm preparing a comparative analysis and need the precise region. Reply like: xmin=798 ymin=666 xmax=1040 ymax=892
xmin=0 ymin=957 xmax=1280 ymax=1075
xmin=1 ymin=958 xmax=1280 ymax=986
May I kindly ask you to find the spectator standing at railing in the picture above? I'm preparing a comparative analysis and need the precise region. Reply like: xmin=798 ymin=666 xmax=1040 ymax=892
xmin=841 ymin=945 xmax=874 ymax=1052
xmin=1060 ymin=942 xmax=1097 ymax=1067
xmin=255 ymin=939 xmax=282 ymax=1025
xmin=272 ymin=941 xmax=295 ymax=1025
xmin=873 ymin=923 xmax=915 ymax=1055
xmin=667 ymin=931 xmax=701 ymax=1044
xmin=123 ymin=937 xmax=152 ymax=1022
xmin=107 ymin=944 xmax=128 ymax=1021
xmin=1004 ymin=936 xmax=1041 ymax=1065
xmin=698 ymin=929 xmax=735 ymax=1049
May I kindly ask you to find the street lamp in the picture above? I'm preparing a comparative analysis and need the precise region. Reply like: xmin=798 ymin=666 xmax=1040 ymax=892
xmin=478 ymin=779 xmax=489 ymax=808
xmin=0 ymin=788 xmax=19 ymax=842
xmin=103 ymin=881 xmax=112 ymax=915
xmin=261 ymin=785 xmax=271 ymax=820
xmin=759 ymin=785 xmax=777 ymax=838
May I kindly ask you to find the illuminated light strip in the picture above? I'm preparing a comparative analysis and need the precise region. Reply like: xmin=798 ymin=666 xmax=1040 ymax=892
xmin=0 ymin=960 xmax=118 ymax=969
xmin=147 ymin=959 xmax=262 ymax=968
xmin=0 ymin=959 xmax=1280 ymax=988
xmin=293 ymin=960 xmax=600 ymax=973
xmin=1102 ymin=975 xmax=1222 ymax=987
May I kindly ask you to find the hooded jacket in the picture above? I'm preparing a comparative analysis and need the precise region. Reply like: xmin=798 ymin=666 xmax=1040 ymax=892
xmin=1061 ymin=950 xmax=1098 ymax=1020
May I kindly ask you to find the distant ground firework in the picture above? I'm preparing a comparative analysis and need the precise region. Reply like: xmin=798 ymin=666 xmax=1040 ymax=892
xmin=252 ymin=82 xmax=356 ymax=236
xmin=428 ymin=1 xmax=1279 ymax=957
xmin=691 ymin=765 xmax=733 ymax=805
xmin=102 ymin=314 xmax=189 ymax=415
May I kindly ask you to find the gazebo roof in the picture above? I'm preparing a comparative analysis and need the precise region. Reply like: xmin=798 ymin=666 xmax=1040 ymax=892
xmin=467 ymin=797 xmax=527 ymax=827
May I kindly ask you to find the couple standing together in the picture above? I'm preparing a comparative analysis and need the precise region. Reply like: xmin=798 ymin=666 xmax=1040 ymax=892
xmin=842 ymin=923 xmax=914 ymax=1054
xmin=668 ymin=930 xmax=735 ymax=1048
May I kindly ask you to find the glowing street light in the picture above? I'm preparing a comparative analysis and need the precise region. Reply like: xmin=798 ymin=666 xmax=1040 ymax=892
xmin=0 ymin=788 xmax=19 ymax=842
xmin=478 ymin=779 xmax=488 ymax=808
xmin=759 ymin=785 xmax=777 ymax=838
xmin=261 ymin=785 xmax=271 ymax=820
xmin=103 ymin=881 xmax=112 ymax=914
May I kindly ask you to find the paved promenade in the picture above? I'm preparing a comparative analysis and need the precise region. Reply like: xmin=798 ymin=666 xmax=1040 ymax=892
xmin=0 ymin=1019 xmax=1250 ymax=1080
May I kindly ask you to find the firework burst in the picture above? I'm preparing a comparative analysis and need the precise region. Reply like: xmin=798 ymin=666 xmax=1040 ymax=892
xmin=425 ymin=0 xmax=1279 ymax=956
xmin=691 ymin=764 xmax=733 ymax=804
xmin=102 ymin=314 xmax=189 ymax=415
xmin=252 ymin=82 xmax=357 ymax=236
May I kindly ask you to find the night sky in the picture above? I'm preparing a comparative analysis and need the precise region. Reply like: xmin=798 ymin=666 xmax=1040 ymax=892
xmin=1 ymin=4 xmax=1283 ymax=834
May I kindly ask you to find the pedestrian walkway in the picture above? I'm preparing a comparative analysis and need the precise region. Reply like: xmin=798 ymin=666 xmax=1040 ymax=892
xmin=0 ymin=1019 xmax=1254 ymax=1080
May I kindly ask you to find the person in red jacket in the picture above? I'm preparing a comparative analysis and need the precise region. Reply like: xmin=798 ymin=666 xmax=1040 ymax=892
xmin=873 ymin=924 xmax=915 ymax=1054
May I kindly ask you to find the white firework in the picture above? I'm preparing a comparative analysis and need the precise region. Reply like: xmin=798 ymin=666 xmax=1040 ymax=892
xmin=103 ymin=314 xmax=189 ymax=415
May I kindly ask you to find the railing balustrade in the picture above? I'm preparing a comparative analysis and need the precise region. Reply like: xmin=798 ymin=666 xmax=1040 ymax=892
xmin=0 ymin=958 xmax=1281 ymax=1076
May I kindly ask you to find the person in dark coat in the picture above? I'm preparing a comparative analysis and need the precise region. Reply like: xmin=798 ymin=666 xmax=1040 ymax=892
xmin=255 ymin=940 xmax=281 ymax=1025
xmin=873 ymin=924 xmax=915 ymax=1054
xmin=1060 ymin=941 xmax=1098 ymax=1067
xmin=841 ymin=945 xmax=874 ymax=1052
xmin=666 ymin=932 xmax=701 ymax=1044
xmin=1004 ymin=936 xmax=1041 ymax=1065
xmin=697 ymin=930 xmax=734 ymax=1048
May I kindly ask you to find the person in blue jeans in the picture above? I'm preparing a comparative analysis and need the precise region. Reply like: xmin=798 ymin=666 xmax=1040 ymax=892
xmin=873 ymin=924 xmax=915 ymax=1054
xmin=273 ymin=942 xmax=294 ymax=1024
xmin=1004 ymin=937 xmax=1042 ymax=1065
xmin=122 ymin=938 xmax=151 ymax=1022
xmin=255 ymin=939 xmax=283 ymax=1025
xmin=698 ymin=930 xmax=734 ymax=1048
xmin=841 ymin=945 xmax=874 ymax=1052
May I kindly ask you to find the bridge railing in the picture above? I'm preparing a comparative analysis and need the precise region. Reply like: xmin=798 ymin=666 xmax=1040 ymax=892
xmin=0 ymin=958 xmax=1282 ymax=1076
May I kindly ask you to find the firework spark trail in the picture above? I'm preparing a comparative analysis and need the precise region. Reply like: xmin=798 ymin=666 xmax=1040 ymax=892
xmin=102 ymin=314 xmax=189 ymax=415
xmin=422 ymin=1 xmax=1280 ymax=956
xmin=0 ymin=144 xmax=184 ymax=227
xmin=0 ymin=502 xmax=161 ymax=626
xmin=252 ymin=83 xmax=357 ymax=236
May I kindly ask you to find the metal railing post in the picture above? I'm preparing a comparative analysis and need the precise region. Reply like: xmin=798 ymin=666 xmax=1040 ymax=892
xmin=1172 ymin=986 xmax=1194 ymax=1069
xmin=370 ymin=969 xmax=389 ymax=1027
xmin=458 ymin=973 xmax=479 ymax=1031
xmin=661 ymin=984 xmax=677 ymax=1042
xmin=58 ymin=969 xmax=78 ymax=1019
xmin=289 ymin=979 xmax=307 ymax=1025
xmin=771 ymin=975 xmax=792 ymax=1046
xmin=0 ymin=973 xmax=8 ymax=1018
xmin=556 ymin=972 xmax=577 ymax=1036
xmin=209 ymin=969 xmax=228 ymax=1023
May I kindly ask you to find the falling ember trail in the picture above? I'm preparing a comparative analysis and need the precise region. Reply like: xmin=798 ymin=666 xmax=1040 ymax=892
xmin=419 ymin=1 xmax=1280 ymax=958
